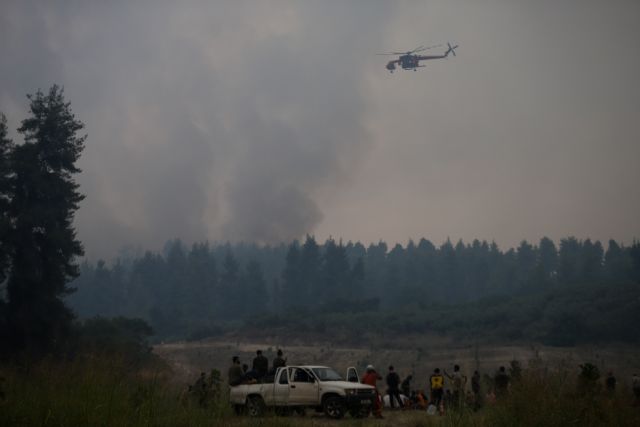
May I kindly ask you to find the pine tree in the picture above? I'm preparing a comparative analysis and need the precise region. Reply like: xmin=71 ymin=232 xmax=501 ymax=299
xmin=243 ymin=260 xmax=268 ymax=313
xmin=281 ymin=241 xmax=301 ymax=303
xmin=6 ymin=86 xmax=85 ymax=355
xmin=0 ymin=113 xmax=14 ymax=285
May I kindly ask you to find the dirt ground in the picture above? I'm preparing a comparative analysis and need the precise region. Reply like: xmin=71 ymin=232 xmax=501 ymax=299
xmin=209 ymin=410 xmax=448 ymax=426
xmin=154 ymin=335 xmax=640 ymax=392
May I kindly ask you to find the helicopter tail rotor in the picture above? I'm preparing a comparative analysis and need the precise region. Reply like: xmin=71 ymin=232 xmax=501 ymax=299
xmin=446 ymin=42 xmax=458 ymax=57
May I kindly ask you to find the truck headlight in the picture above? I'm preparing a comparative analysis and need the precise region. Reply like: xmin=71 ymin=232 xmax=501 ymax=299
xmin=345 ymin=389 xmax=357 ymax=396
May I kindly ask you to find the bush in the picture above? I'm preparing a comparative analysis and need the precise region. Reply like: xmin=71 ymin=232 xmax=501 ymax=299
xmin=73 ymin=317 xmax=155 ymax=366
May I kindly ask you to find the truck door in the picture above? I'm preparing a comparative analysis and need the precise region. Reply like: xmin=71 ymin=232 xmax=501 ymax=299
xmin=289 ymin=368 xmax=319 ymax=405
xmin=273 ymin=368 xmax=290 ymax=406
xmin=346 ymin=367 xmax=359 ymax=383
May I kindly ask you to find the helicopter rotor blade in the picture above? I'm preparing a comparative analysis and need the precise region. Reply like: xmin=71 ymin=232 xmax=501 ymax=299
xmin=414 ymin=44 xmax=442 ymax=53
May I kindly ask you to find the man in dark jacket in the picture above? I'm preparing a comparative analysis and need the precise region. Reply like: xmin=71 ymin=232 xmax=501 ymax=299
xmin=252 ymin=350 xmax=269 ymax=380
xmin=494 ymin=366 xmax=510 ymax=398
xmin=386 ymin=365 xmax=403 ymax=409
xmin=273 ymin=349 xmax=287 ymax=370
xmin=228 ymin=356 xmax=244 ymax=386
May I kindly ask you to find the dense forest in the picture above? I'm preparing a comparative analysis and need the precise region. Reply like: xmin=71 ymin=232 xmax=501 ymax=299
xmin=67 ymin=235 xmax=640 ymax=343
xmin=2 ymin=86 xmax=639 ymax=352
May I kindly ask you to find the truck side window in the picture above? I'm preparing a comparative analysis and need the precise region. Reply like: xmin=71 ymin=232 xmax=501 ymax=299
xmin=293 ymin=369 xmax=314 ymax=383
xmin=279 ymin=370 xmax=288 ymax=384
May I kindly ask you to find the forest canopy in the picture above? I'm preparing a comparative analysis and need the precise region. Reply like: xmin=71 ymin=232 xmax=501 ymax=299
xmin=67 ymin=236 xmax=640 ymax=345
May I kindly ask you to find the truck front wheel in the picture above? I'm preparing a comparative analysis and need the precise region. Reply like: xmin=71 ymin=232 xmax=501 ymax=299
xmin=246 ymin=396 xmax=265 ymax=417
xmin=323 ymin=396 xmax=345 ymax=419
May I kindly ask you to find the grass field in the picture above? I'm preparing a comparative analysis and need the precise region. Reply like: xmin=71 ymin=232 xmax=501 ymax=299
xmin=155 ymin=336 xmax=640 ymax=392
xmin=2 ymin=338 xmax=639 ymax=426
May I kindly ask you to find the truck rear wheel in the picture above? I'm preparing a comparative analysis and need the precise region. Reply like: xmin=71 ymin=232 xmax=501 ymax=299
xmin=323 ymin=396 xmax=345 ymax=419
xmin=246 ymin=396 xmax=265 ymax=417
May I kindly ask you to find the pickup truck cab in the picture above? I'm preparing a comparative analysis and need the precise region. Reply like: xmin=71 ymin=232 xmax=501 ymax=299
xmin=229 ymin=365 xmax=375 ymax=419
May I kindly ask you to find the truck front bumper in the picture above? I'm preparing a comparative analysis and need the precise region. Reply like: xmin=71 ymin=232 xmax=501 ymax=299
xmin=345 ymin=391 xmax=376 ymax=408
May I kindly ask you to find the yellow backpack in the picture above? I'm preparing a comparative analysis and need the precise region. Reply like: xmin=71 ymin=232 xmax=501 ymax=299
xmin=431 ymin=374 xmax=444 ymax=389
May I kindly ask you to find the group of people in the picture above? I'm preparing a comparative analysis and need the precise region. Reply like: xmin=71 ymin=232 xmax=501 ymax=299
xmin=227 ymin=349 xmax=287 ymax=386
xmin=186 ymin=369 xmax=222 ymax=407
xmin=606 ymin=371 xmax=640 ymax=405
xmin=224 ymin=351 xmax=640 ymax=415
xmin=360 ymin=364 xmax=514 ymax=418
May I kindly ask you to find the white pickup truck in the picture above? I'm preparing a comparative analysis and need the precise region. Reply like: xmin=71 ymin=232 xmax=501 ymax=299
xmin=229 ymin=365 xmax=376 ymax=419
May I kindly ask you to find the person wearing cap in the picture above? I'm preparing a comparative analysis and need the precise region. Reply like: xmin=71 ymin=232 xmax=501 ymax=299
xmin=362 ymin=365 xmax=384 ymax=419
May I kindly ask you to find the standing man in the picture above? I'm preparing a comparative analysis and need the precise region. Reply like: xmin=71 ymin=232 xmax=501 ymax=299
xmin=386 ymin=366 xmax=403 ymax=409
xmin=605 ymin=371 xmax=616 ymax=394
xmin=252 ymin=350 xmax=269 ymax=380
xmin=362 ymin=365 xmax=384 ymax=419
xmin=471 ymin=370 xmax=482 ymax=410
xmin=430 ymin=368 xmax=445 ymax=408
xmin=228 ymin=356 xmax=244 ymax=386
xmin=444 ymin=364 xmax=467 ymax=408
xmin=494 ymin=366 xmax=510 ymax=398
xmin=273 ymin=349 xmax=287 ymax=370
xmin=632 ymin=373 xmax=640 ymax=406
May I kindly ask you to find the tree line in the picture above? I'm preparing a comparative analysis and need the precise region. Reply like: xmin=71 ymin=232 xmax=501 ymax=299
xmin=67 ymin=235 xmax=640 ymax=340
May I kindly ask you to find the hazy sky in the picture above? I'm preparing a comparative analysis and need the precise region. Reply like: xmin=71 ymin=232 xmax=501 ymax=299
xmin=2 ymin=0 xmax=639 ymax=259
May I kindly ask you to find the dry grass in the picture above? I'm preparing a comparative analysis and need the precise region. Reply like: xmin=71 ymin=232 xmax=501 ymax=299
xmin=2 ymin=343 xmax=639 ymax=427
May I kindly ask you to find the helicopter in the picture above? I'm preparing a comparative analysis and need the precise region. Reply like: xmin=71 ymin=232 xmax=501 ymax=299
xmin=378 ymin=42 xmax=458 ymax=72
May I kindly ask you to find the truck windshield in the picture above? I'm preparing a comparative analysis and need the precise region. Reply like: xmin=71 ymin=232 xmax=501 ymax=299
xmin=311 ymin=368 xmax=343 ymax=382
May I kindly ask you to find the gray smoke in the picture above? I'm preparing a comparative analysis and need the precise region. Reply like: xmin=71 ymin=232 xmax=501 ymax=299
xmin=0 ymin=1 xmax=392 ymax=257
xmin=1 ymin=1 xmax=639 ymax=258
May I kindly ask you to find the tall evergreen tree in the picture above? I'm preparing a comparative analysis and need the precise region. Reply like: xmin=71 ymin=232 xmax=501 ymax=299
xmin=536 ymin=236 xmax=558 ymax=286
xmin=579 ymin=239 xmax=603 ymax=284
xmin=0 ymin=113 xmax=13 ymax=286
xmin=321 ymin=239 xmax=351 ymax=302
xmin=558 ymin=237 xmax=581 ymax=285
xmin=243 ymin=260 xmax=268 ymax=313
xmin=6 ymin=86 xmax=85 ymax=355
xmin=219 ymin=248 xmax=240 ymax=315
xmin=281 ymin=241 xmax=301 ymax=303
xmin=300 ymin=236 xmax=320 ymax=302
xmin=604 ymin=240 xmax=630 ymax=283
xmin=187 ymin=242 xmax=217 ymax=319
xmin=515 ymin=240 xmax=536 ymax=292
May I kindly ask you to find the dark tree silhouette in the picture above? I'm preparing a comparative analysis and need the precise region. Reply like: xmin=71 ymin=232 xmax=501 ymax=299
xmin=6 ymin=86 xmax=85 ymax=355
xmin=0 ymin=113 xmax=13 ymax=286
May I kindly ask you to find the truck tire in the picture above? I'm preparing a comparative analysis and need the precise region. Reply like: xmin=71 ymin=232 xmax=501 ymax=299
xmin=246 ymin=395 xmax=265 ymax=417
xmin=323 ymin=396 xmax=345 ymax=419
